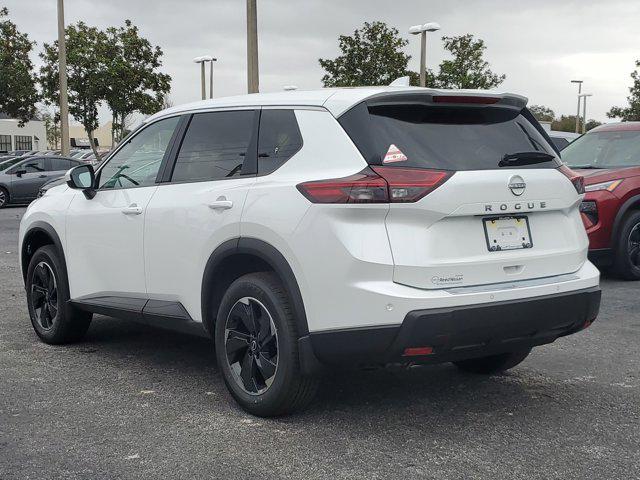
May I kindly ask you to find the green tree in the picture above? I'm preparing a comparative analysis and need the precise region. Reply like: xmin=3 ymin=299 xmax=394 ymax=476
xmin=0 ymin=7 xmax=39 ymax=125
xmin=103 ymin=20 xmax=171 ymax=145
xmin=607 ymin=59 xmax=640 ymax=121
xmin=319 ymin=21 xmax=413 ymax=87
xmin=529 ymin=104 xmax=555 ymax=122
xmin=40 ymin=22 xmax=108 ymax=159
xmin=551 ymin=115 xmax=581 ymax=133
xmin=435 ymin=34 xmax=505 ymax=89
xmin=41 ymin=109 xmax=61 ymax=149
xmin=585 ymin=119 xmax=602 ymax=131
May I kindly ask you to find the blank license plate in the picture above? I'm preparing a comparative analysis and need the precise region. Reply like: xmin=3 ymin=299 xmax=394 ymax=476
xmin=483 ymin=216 xmax=533 ymax=251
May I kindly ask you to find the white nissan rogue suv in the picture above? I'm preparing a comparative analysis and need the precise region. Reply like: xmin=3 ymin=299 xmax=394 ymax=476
xmin=19 ymin=87 xmax=601 ymax=416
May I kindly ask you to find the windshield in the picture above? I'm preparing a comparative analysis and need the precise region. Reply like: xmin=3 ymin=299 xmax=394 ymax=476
xmin=339 ymin=103 xmax=559 ymax=171
xmin=0 ymin=158 xmax=23 ymax=171
xmin=562 ymin=129 xmax=640 ymax=168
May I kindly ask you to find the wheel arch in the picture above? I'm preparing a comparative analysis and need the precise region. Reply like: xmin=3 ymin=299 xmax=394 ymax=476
xmin=611 ymin=194 xmax=640 ymax=251
xmin=21 ymin=222 xmax=66 ymax=284
xmin=200 ymin=238 xmax=309 ymax=339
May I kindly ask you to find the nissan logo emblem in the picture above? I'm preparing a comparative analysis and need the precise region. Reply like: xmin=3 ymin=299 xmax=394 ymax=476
xmin=508 ymin=175 xmax=526 ymax=196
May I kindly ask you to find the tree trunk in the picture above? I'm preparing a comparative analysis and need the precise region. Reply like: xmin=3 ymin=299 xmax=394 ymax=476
xmin=111 ymin=112 xmax=117 ymax=149
xmin=87 ymin=130 xmax=100 ymax=161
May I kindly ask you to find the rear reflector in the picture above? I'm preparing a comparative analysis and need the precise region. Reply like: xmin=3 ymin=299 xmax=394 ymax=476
xmin=558 ymin=164 xmax=585 ymax=194
xmin=297 ymin=167 xmax=452 ymax=204
xmin=432 ymin=95 xmax=500 ymax=105
xmin=403 ymin=346 xmax=434 ymax=357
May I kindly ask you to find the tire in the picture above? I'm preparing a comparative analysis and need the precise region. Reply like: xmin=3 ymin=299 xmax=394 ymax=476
xmin=453 ymin=348 xmax=531 ymax=374
xmin=215 ymin=272 xmax=319 ymax=416
xmin=26 ymin=245 xmax=92 ymax=344
xmin=0 ymin=187 xmax=8 ymax=208
xmin=612 ymin=210 xmax=640 ymax=280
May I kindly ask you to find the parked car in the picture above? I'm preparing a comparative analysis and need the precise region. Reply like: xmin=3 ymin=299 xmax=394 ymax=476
xmin=8 ymin=150 xmax=36 ymax=157
xmin=19 ymin=88 xmax=601 ymax=416
xmin=0 ymin=156 xmax=83 ymax=207
xmin=549 ymin=130 xmax=580 ymax=151
xmin=562 ymin=121 xmax=640 ymax=279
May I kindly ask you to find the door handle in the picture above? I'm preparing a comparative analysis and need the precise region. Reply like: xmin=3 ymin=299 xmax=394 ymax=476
xmin=208 ymin=199 xmax=233 ymax=210
xmin=121 ymin=204 xmax=143 ymax=215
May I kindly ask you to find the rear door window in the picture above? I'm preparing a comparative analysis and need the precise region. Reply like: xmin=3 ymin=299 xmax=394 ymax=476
xmin=339 ymin=102 xmax=559 ymax=170
xmin=172 ymin=110 xmax=255 ymax=182
xmin=22 ymin=158 xmax=47 ymax=173
xmin=49 ymin=158 xmax=73 ymax=171
xmin=257 ymin=110 xmax=303 ymax=175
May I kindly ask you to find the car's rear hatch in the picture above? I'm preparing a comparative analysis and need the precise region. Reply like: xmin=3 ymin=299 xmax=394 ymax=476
xmin=338 ymin=92 xmax=587 ymax=289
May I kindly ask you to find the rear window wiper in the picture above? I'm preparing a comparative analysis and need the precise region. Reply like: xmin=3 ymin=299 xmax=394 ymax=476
xmin=499 ymin=151 xmax=555 ymax=167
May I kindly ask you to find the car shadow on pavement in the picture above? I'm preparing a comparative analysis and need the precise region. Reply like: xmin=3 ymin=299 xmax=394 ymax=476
xmin=76 ymin=315 xmax=583 ymax=425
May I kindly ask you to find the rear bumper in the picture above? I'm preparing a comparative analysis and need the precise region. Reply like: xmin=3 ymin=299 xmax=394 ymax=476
xmin=301 ymin=286 xmax=601 ymax=369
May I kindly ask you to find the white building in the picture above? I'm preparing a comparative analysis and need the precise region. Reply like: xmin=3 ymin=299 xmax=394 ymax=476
xmin=0 ymin=113 xmax=47 ymax=152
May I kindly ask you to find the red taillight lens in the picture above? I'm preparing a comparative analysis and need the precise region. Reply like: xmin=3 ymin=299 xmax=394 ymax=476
xmin=296 ymin=169 xmax=388 ymax=204
xmin=372 ymin=166 xmax=452 ymax=203
xmin=558 ymin=164 xmax=585 ymax=194
xmin=297 ymin=167 xmax=452 ymax=204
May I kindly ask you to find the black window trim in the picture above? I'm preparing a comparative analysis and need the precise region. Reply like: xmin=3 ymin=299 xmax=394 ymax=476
xmin=159 ymin=108 xmax=261 ymax=185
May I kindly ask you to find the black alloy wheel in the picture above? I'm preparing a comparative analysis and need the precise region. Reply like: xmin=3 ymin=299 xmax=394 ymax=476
xmin=30 ymin=261 xmax=59 ymax=330
xmin=627 ymin=222 xmax=640 ymax=269
xmin=224 ymin=296 xmax=279 ymax=395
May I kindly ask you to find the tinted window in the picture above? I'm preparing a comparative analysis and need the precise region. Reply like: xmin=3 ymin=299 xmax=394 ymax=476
xmin=340 ymin=102 xmax=559 ymax=171
xmin=551 ymin=137 xmax=570 ymax=150
xmin=172 ymin=111 xmax=254 ymax=182
xmin=49 ymin=158 xmax=73 ymax=171
xmin=0 ymin=158 xmax=23 ymax=171
xmin=99 ymin=116 xmax=180 ymax=189
xmin=21 ymin=158 xmax=46 ymax=173
xmin=562 ymin=130 xmax=640 ymax=168
xmin=258 ymin=110 xmax=303 ymax=175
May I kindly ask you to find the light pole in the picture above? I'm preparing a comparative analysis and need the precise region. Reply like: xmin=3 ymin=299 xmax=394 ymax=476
xmin=193 ymin=56 xmax=215 ymax=100
xmin=56 ymin=0 xmax=70 ymax=156
xmin=209 ymin=58 xmax=217 ymax=99
xmin=247 ymin=0 xmax=259 ymax=93
xmin=571 ymin=80 xmax=583 ymax=133
xmin=409 ymin=22 xmax=441 ymax=87
xmin=579 ymin=94 xmax=593 ymax=134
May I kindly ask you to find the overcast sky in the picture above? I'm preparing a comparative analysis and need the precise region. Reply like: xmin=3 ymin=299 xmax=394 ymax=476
xmin=5 ymin=0 xmax=640 ymax=126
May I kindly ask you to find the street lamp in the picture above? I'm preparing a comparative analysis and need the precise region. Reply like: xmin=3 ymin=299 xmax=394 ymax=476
xmin=193 ymin=56 xmax=216 ymax=100
xmin=571 ymin=80 xmax=583 ymax=133
xmin=579 ymin=93 xmax=593 ymax=134
xmin=409 ymin=22 xmax=441 ymax=87
xmin=56 ymin=0 xmax=70 ymax=155
xmin=247 ymin=0 xmax=259 ymax=93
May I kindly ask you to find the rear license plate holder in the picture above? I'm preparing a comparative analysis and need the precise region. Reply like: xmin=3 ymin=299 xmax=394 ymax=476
xmin=483 ymin=216 xmax=533 ymax=252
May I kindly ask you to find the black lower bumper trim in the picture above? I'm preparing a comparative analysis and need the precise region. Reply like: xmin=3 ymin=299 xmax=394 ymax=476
xmin=588 ymin=248 xmax=613 ymax=267
xmin=306 ymin=287 xmax=601 ymax=367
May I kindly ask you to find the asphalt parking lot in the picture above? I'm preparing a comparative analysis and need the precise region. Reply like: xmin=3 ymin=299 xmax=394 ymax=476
xmin=1 ymin=206 xmax=639 ymax=479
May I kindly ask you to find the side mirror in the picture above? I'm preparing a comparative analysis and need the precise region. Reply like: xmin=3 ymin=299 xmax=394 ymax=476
xmin=65 ymin=164 xmax=96 ymax=199
xmin=15 ymin=169 xmax=26 ymax=177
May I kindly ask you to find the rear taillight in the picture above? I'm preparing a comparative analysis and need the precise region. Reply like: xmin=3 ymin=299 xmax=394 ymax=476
xmin=296 ymin=167 xmax=452 ymax=204
xmin=558 ymin=164 xmax=585 ymax=194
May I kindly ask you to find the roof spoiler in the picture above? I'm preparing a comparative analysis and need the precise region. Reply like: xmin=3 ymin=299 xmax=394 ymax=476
xmin=366 ymin=90 xmax=528 ymax=110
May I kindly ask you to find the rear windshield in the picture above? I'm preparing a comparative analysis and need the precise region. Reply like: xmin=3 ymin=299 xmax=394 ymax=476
xmin=561 ymin=129 xmax=640 ymax=168
xmin=339 ymin=103 xmax=559 ymax=170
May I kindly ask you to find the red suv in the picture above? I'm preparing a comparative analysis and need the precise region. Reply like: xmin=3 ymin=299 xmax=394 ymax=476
xmin=561 ymin=122 xmax=640 ymax=279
